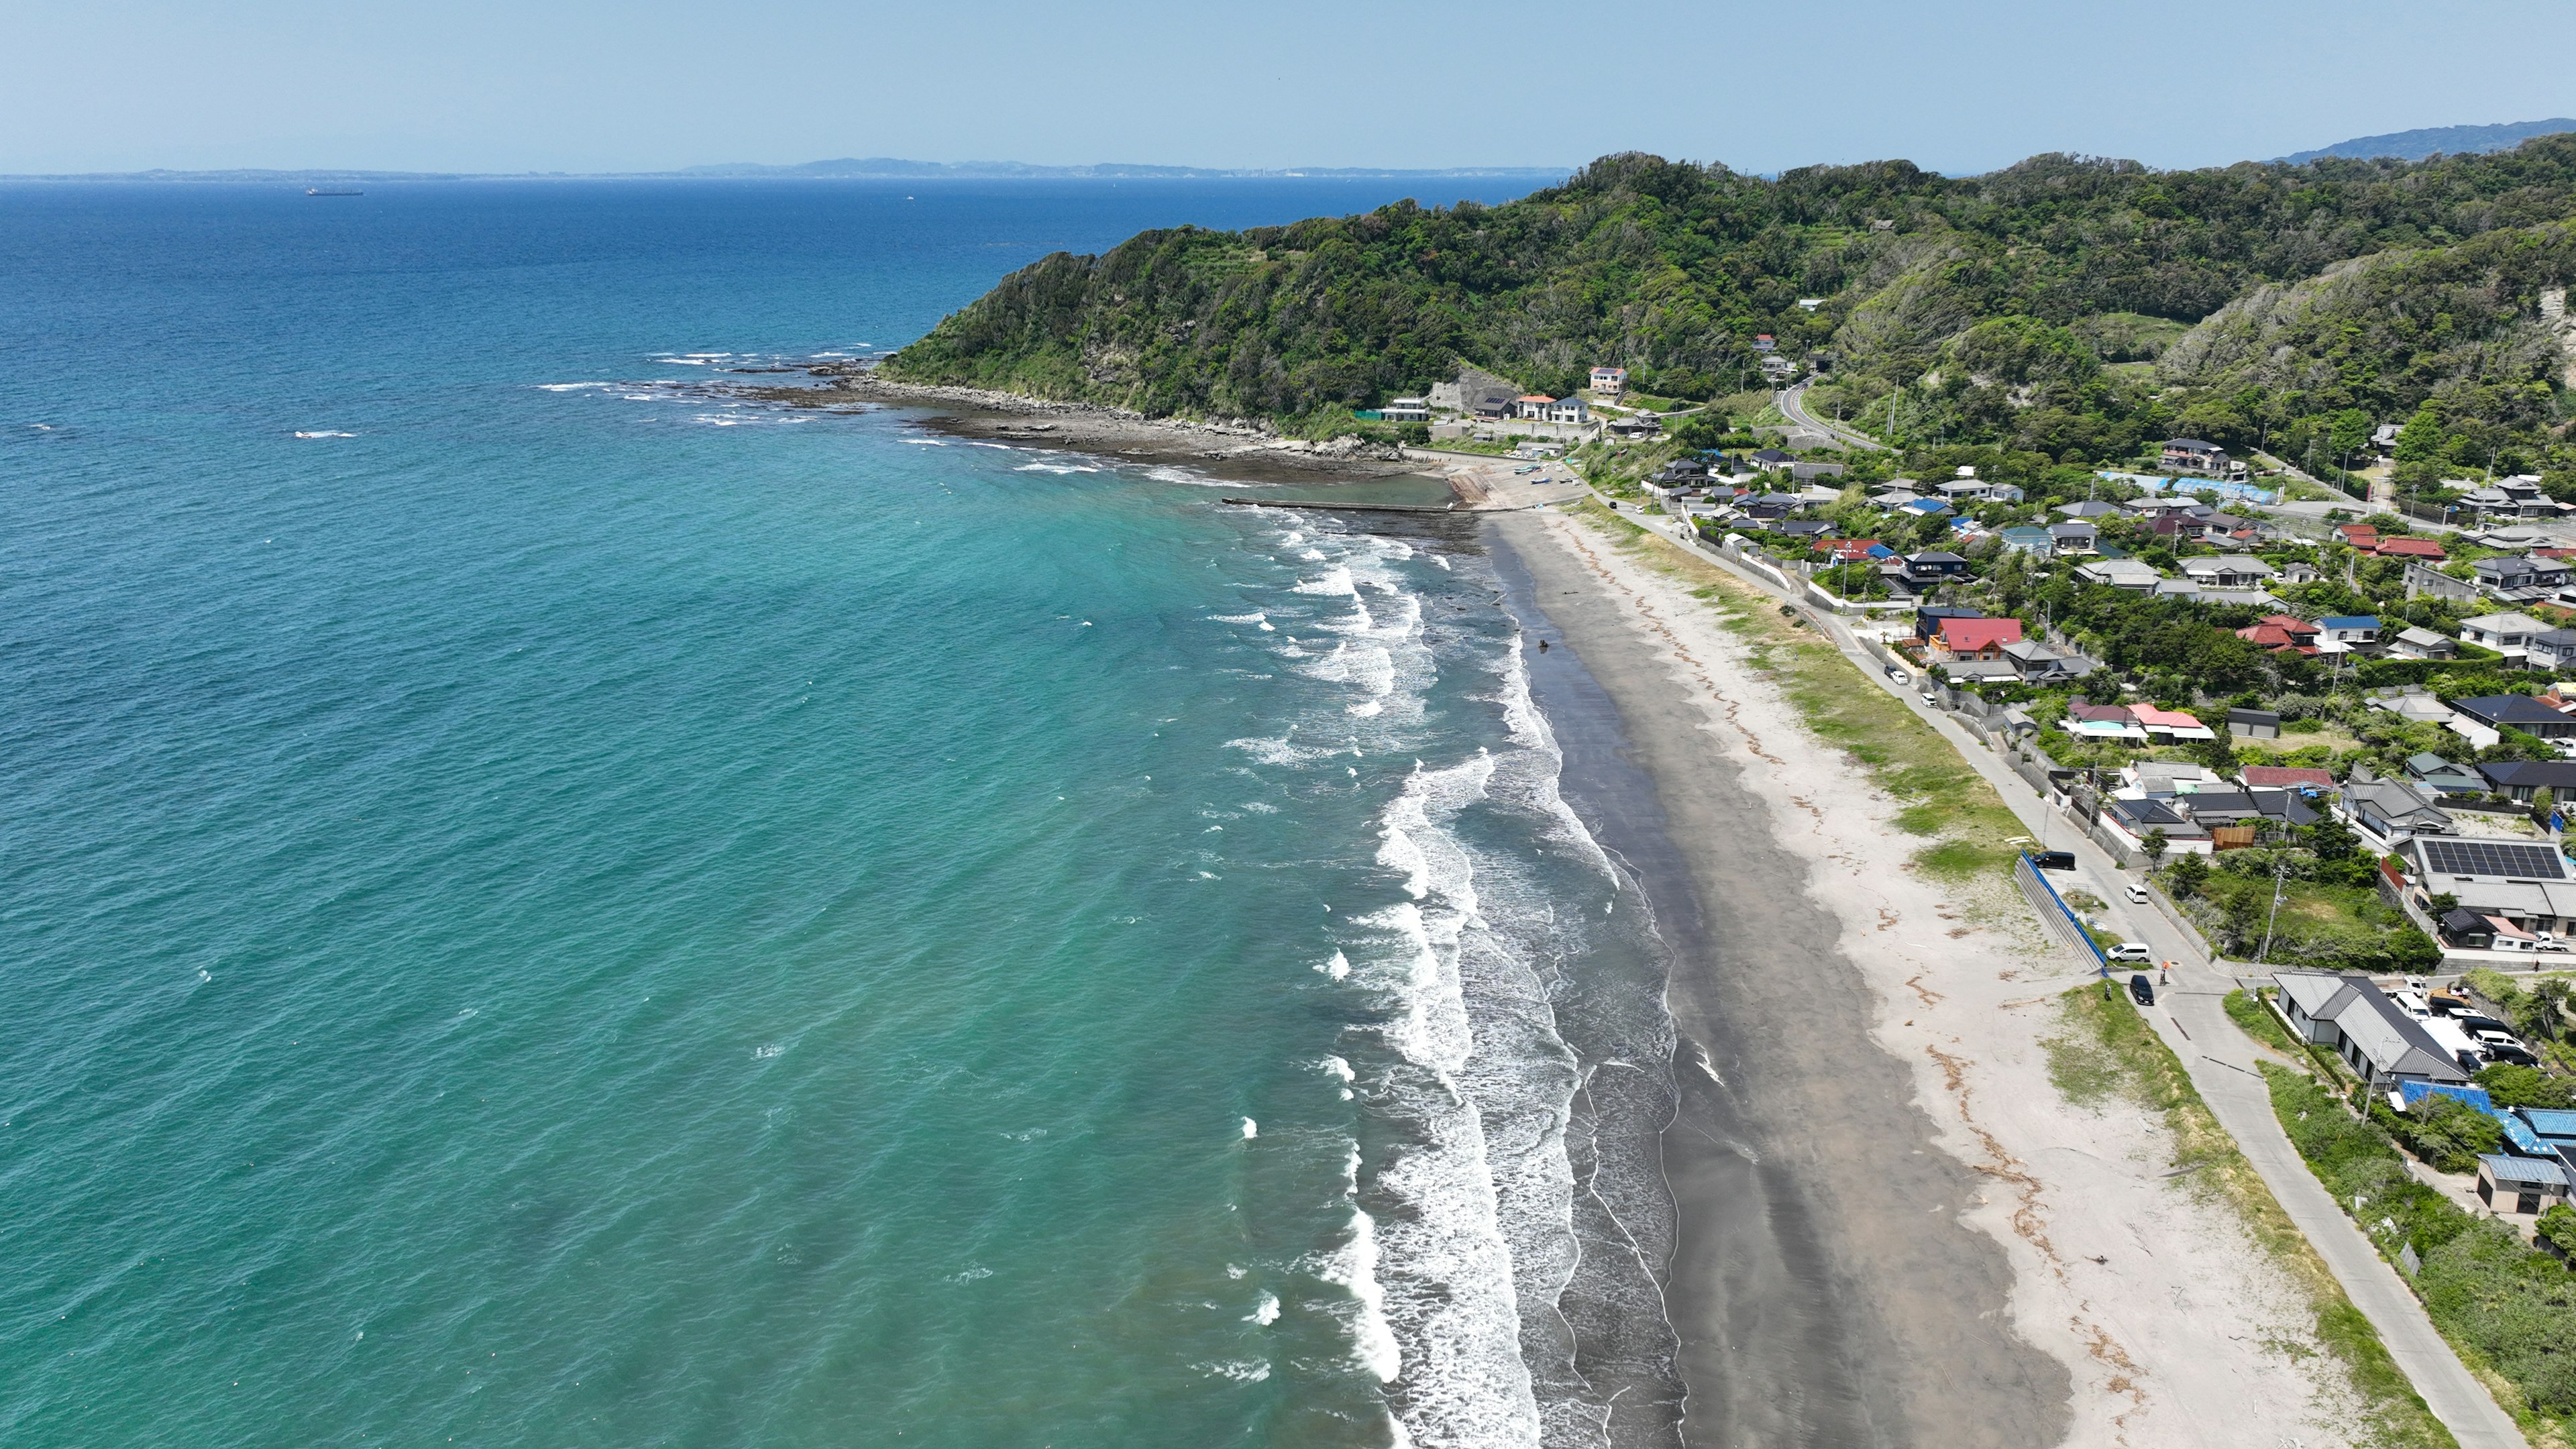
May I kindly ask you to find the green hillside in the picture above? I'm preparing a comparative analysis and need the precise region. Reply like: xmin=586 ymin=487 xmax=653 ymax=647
xmin=881 ymin=140 xmax=2576 ymax=479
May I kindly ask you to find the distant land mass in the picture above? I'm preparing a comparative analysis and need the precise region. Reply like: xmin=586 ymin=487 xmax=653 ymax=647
xmin=2283 ymin=117 xmax=2576 ymax=164
xmin=0 ymin=159 xmax=1574 ymax=184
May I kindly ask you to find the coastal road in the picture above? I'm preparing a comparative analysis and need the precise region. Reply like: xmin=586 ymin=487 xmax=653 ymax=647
xmin=1599 ymin=499 xmax=2526 ymax=1448
xmin=1774 ymin=381 xmax=1880 ymax=451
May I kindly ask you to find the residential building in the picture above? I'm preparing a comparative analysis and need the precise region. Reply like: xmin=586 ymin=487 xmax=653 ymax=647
xmin=2174 ymin=551 xmax=2277 ymax=588
xmin=2317 ymin=614 xmax=2382 ymax=650
xmin=2475 ymin=553 xmax=2574 ymax=594
xmin=2479 ymin=759 xmax=2576 ymax=802
xmin=1381 ymin=397 xmax=1431 ymax=423
xmin=2102 ymin=796 xmax=2212 ymax=855
xmin=2237 ymin=614 xmax=2320 ymax=654
xmin=1589 ymin=366 xmax=1627 ymax=397
xmin=2529 ymin=629 xmax=2576 ymax=670
xmin=2271 ymin=971 xmax=2469 ymax=1087
xmin=1751 ymin=334 xmax=1776 ymax=353
xmin=2479 ymin=1156 xmax=2571 ymax=1216
xmin=2000 ymin=639 xmax=2094 ymax=682
xmin=2334 ymin=522 xmax=2380 ymax=547
xmin=2279 ymin=561 xmax=2322 ymax=586
xmin=2391 ymin=627 xmax=2459 ymax=660
xmin=2370 ymin=536 xmax=2449 ymax=561
xmin=2123 ymin=760 xmax=2224 ymax=796
xmin=1913 ymin=605 xmax=1983 ymax=641
xmin=1897 ymin=498 xmax=1954 ymax=520
xmin=2061 ymin=702 xmax=2147 ymax=744
xmin=2404 ymin=754 xmax=2487 ymax=796
xmin=2074 ymin=558 xmax=2161 ymax=592
xmin=1998 ymin=525 xmax=2055 ymax=556
xmin=1512 ymin=394 xmax=1555 ymax=419
xmin=2160 ymin=437 xmax=2247 ymax=479
xmin=2341 ymin=768 xmax=2455 ymax=846
xmin=2056 ymin=500 xmax=2122 ymax=520
xmin=2451 ymin=693 xmax=2576 ymax=741
xmin=1933 ymin=616 xmax=2024 ymax=661
xmin=2227 ymin=706 xmax=2282 ymax=739
xmin=1544 ymin=395 xmax=1591 ymax=425
xmin=2046 ymin=521 xmax=2097 ymax=555
xmin=2459 ymin=612 xmax=2549 ymax=659
xmin=2398 ymin=834 xmax=2576 ymax=938
xmin=2241 ymin=765 xmax=2334 ymax=792
xmin=2131 ymin=704 xmax=2215 ymax=742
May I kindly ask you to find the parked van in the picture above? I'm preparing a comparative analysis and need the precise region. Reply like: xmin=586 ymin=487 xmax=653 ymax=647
xmin=2129 ymin=973 xmax=2156 ymax=1006
xmin=2030 ymin=851 xmax=2076 ymax=871
xmin=2107 ymin=943 xmax=2152 ymax=963
xmin=2123 ymin=883 xmax=2149 ymax=905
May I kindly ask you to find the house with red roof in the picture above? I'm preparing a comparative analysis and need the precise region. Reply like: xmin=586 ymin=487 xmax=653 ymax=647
xmin=1813 ymin=537 xmax=1886 ymax=563
xmin=2334 ymin=523 xmax=2379 ymax=547
xmin=2371 ymin=537 xmax=2448 ymax=561
xmin=1933 ymin=616 xmax=2024 ymax=660
xmin=2236 ymin=614 xmax=2321 ymax=655
xmin=2131 ymin=704 xmax=2216 ymax=741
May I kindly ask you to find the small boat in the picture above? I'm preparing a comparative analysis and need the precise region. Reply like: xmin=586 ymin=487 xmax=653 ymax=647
xmin=306 ymin=187 xmax=362 ymax=197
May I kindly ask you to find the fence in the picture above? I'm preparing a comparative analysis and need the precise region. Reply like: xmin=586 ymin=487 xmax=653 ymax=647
xmin=2015 ymin=851 xmax=2108 ymax=971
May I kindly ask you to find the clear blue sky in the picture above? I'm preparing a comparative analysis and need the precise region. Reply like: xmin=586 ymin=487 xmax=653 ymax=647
xmin=9 ymin=0 xmax=2571 ymax=177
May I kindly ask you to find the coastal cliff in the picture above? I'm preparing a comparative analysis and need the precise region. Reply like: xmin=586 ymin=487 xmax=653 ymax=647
xmin=883 ymin=141 xmax=2576 ymax=473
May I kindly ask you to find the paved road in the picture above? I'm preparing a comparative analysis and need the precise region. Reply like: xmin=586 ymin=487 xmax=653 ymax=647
xmin=1774 ymin=380 xmax=1881 ymax=451
xmin=1603 ymin=501 xmax=2526 ymax=1448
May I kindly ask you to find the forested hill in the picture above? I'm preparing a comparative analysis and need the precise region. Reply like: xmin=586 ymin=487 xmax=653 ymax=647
xmin=881 ymin=140 xmax=2576 ymax=479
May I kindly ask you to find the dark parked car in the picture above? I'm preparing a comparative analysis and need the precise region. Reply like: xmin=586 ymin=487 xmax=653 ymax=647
xmin=2486 ymin=1043 xmax=2541 ymax=1068
xmin=2031 ymin=851 xmax=2076 ymax=871
xmin=2128 ymin=973 xmax=2155 ymax=1006
xmin=2455 ymin=1016 xmax=2514 ymax=1037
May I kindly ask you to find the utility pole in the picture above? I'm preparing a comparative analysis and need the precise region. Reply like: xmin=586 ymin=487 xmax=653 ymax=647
xmin=2256 ymin=856 xmax=2289 ymax=965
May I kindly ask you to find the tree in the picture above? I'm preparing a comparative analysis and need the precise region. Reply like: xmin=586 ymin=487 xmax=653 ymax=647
xmin=2143 ymin=827 xmax=2169 ymax=864
xmin=2394 ymin=402 xmax=2446 ymax=464
xmin=2306 ymin=816 xmax=2360 ymax=862
xmin=2327 ymin=407 xmax=2372 ymax=458
xmin=2524 ymin=977 xmax=2573 ymax=1043
xmin=2476 ymin=1062 xmax=2576 ymax=1108
xmin=2168 ymin=851 xmax=2211 ymax=897
xmin=2534 ymin=786 xmax=2559 ymax=828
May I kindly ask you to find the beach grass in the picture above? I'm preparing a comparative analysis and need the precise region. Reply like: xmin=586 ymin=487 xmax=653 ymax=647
xmin=2049 ymin=987 xmax=2459 ymax=1449
xmin=1568 ymin=500 xmax=2023 ymax=881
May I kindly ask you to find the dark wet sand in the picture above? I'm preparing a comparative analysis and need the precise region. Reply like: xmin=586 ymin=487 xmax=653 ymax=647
xmin=1487 ymin=514 xmax=2070 ymax=1449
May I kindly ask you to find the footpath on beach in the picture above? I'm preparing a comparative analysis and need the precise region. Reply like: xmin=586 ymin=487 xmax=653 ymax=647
xmin=1591 ymin=493 xmax=2528 ymax=1448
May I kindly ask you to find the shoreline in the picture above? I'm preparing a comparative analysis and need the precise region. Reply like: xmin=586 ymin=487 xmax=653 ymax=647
xmin=747 ymin=372 xmax=1426 ymax=474
xmin=1488 ymin=506 xmax=2363 ymax=1446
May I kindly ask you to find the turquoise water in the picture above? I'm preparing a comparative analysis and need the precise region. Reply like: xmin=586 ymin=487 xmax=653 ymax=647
xmin=1 ymin=181 xmax=1671 ymax=1447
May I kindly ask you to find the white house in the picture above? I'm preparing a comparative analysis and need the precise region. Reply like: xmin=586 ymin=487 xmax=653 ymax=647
xmin=1545 ymin=395 xmax=1591 ymax=425
xmin=2460 ymin=610 xmax=2548 ymax=659
xmin=1589 ymin=366 xmax=1627 ymax=397
xmin=1381 ymin=397 xmax=1430 ymax=423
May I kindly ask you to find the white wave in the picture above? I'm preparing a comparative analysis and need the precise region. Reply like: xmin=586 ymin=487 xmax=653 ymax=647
xmin=1224 ymin=735 xmax=1326 ymax=767
xmin=535 ymin=382 xmax=610 ymax=391
xmin=1311 ymin=1208 xmax=1402 ymax=1383
xmin=1147 ymin=464 xmax=1221 ymax=486
xmin=965 ymin=440 xmax=1020 ymax=450
xmin=903 ymin=437 xmax=950 ymax=445
xmin=1316 ymin=949 xmax=1352 ymax=980
xmin=1348 ymin=700 xmax=1385 ymax=717
xmin=1193 ymin=1359 xmax=1271 ymax=1383
xmin=292 ymin=430 xmax=355 ymax=439
xmin=1241 ymin=801 xmax=1279 ymax=814
xmin=751 ymin=1042 xmax=784 ymax=1059
xmin=1247 ymin=1291 xmax=1281 ymax=1326
xmin=1015 ymin=462 xmax=1102 ymax=474
xmin=1320 ymin=1055 xmax=1356 ymax=1083
xmin=1209 ymin=611 xmax=1267 ymax=625
xmin=1240 ymin=1117 xmax=1258 ymax=1140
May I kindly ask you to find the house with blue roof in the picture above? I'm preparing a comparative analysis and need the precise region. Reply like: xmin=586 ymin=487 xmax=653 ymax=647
xmin=1898 ymin=498 xmax=1953 ymax=519
xmin=1997 ymin=525 xmax=2054 ymax=556
xmin=2318 ymin=616 xmax=2380 ymax=650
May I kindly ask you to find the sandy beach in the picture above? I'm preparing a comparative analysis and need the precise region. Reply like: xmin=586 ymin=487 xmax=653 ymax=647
xmin=1489 ymin=506 xmax=2360 ymax=1448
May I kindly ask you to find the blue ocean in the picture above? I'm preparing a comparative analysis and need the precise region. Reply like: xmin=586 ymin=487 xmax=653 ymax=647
xmin=0 ymin=180 xmax=1675 ymax=1447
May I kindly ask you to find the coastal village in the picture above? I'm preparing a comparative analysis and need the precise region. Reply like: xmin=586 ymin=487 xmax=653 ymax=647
xmin=1371 ymin=351 xmax=2576 ymax=1438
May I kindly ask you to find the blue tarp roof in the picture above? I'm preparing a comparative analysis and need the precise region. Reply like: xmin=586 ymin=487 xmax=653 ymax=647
xmin=2524 ymin=1108 xmax=2576 ymax=1140
xmin=2401 ymin=1081 xmax=2548 ymax=1155
xmin=2320 ymin=615 xmax=2380 ymax=629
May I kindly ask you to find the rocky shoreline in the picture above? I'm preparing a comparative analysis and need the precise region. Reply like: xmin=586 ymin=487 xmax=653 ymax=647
xmin=732 ymin=368 xmax=1418 ymax=476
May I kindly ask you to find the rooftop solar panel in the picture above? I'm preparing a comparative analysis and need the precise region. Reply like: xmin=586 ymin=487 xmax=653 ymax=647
xmin=2418 ymin=838 xmax=2569 ymax=880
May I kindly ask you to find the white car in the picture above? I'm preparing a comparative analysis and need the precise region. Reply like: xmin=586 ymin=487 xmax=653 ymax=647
xmin=2123 ymin=883 xmax=2149 ymax=904
xmin=2106 ymin=943 xmax=2153 ymax=963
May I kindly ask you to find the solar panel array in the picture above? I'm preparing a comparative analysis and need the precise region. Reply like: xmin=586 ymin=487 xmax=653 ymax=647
xmin=2418 ymin=838 xmax=2569 ymax=880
